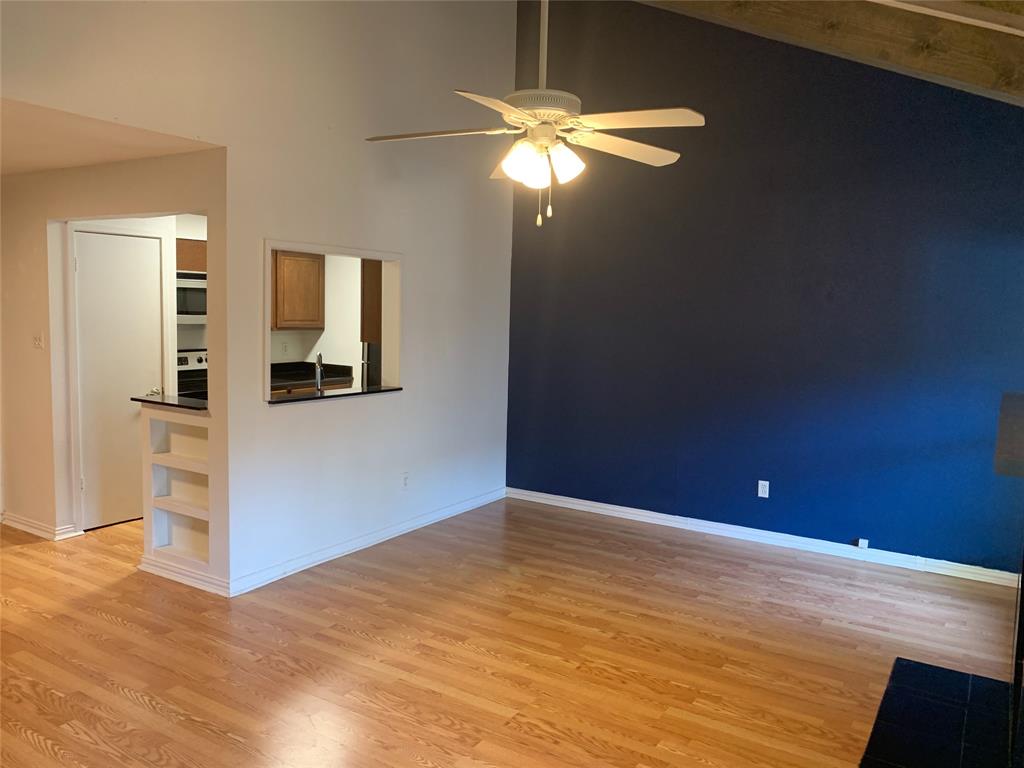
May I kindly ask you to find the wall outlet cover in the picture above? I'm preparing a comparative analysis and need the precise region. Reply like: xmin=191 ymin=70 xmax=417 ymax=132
xmin=856 ymin=538 xmax=870 ymax=549
xmin=757 ymin=480 xmax=769 ymax=498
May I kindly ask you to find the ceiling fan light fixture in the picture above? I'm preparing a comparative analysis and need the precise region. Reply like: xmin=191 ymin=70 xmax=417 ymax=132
xmin=549 ymin=141 xmax=585 ymax=184
xmin=501 ymin=138 xmax=551 ymax=189
xmin=366 ymin=0 xmax=705 ymax=228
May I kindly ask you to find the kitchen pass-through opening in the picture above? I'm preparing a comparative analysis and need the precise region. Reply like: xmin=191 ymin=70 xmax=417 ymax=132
xmin=263 ymin=240 xmax=402 ymax=404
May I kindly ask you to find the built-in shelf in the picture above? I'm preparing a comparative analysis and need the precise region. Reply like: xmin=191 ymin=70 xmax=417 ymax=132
xmin=138 ymin=404 xmax=217 ymax=589
xmin=150 ymin=451 xmax=208 ymax=474
xmin=152 ymin=494 xmax=209 ymax=521
xmin=176 ymin=315 xmax=207 ymax=325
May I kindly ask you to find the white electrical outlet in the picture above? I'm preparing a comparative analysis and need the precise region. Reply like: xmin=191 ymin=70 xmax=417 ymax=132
xmin=281 ymin=341 xmax=289 ymax=354
xmin=856 ymin=538 xmax=869 ymax=549
xmin=757 ymin=480 xmax=769 ymax=498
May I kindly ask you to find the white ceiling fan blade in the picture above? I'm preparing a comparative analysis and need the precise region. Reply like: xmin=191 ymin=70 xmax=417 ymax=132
xmin=568 ymin=131 xmax=680 ymax=166
xmin=366 ymin=127 xmax=513 ymax=142
xmin=488 ymin=141 xmax=513 ymax=179
xmin=489 ymin=159 xmax=508 ymax=179
xmin=572 ymin=108 xmax=705 ymax=130
xmin=454 ymin=90 xmax=537 ymax=124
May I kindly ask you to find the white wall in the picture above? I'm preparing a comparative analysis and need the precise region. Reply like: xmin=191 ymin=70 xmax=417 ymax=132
xmin=46 ymin=222 xmax=74 ymax=536
xmin=175 ymin=214 xmax=207 ymax=241
xmin=307 ymin=255 xmax=362 ymax=387
xmin=269 ymin=328 xmax=318 ymax=364
xmin=2 ymin=2 xmax=515 ymax=592
xmin=381 ymin=261 xmax=401 ymax=387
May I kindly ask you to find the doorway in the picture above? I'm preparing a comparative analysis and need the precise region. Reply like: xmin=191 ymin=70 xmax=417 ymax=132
xmin=66 ymin=217 xmax=179 ymax=531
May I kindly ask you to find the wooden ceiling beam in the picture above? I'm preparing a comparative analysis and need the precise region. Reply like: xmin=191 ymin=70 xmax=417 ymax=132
xmin=877 ymin=1 xmax=1024 ymax=36
xmin=641 ymin=1 xmax=1024 ymax=106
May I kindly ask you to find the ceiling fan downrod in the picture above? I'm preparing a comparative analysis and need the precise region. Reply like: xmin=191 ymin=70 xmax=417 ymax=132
xmin=538 ymin=0 xmax=549 ymax=90
xmin=535 ymin=0 xmax=553 ymax=227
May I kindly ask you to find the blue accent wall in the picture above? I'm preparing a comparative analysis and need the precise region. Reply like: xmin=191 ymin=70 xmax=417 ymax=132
xmin=506 ymin=1 xmax=1024 ymax=571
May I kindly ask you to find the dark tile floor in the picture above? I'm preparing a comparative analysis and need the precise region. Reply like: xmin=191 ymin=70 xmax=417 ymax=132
xmin=861 ymin=658 xmax=1011 ymax=768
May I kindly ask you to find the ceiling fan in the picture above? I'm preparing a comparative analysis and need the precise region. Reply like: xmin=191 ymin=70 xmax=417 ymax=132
xmin=367 ymin=0 xmax=705 ymax=226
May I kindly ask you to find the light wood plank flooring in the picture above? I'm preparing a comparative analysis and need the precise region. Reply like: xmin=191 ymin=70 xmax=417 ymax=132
xmin=1 ymin=498 xmax=1015 ymax=767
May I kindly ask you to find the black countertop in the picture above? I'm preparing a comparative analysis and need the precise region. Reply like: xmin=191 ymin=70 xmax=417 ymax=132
xmin=268 ymin=384 xmax=402 ymax=404
xmin=270 ymin=361 xmax=354 ymax=391
xmin=132 ymin=363 xmax=399 ymax=408
xmin=131 ymin=393 xmax=209 ymax=411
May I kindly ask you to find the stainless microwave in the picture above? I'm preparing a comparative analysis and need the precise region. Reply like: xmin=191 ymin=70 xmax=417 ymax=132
xmin=176 ymin=271 xmax=207 ymax=317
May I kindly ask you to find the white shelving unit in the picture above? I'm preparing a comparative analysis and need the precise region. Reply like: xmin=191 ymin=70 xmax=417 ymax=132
xmin=138 ymin=404 xmax=225 ymax=593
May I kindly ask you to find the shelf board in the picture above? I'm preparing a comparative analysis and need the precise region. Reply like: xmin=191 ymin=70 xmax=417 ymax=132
xmin=176 ymin=315 xmax=207 ymax=325
xmin=150 ymin=451 xmax=208 ymax=474
xmin=152 ymin=495 xmax=209 ymax=521
xmin=152 ymin=544 xmax=209 ymax=568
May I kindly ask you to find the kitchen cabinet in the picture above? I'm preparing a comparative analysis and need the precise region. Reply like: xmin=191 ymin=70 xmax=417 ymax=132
xmin=272 ymin=250 xmax=325 ymax=330
xmin=360 ymin=258 xmax=382 ymax=343
xmin=176 ymin=239 xmax=207 ymax=272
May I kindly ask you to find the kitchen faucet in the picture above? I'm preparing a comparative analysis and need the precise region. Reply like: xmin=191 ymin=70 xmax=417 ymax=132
xmin=315 ymin=352 xmax=323 ymax=392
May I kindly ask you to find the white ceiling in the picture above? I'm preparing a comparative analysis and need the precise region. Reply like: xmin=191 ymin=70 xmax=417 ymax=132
xmin=1 ymin=98 xmax=217 ymax=176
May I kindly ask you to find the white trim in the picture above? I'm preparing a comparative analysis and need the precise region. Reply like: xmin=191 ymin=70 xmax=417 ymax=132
xmin=138 ymin=554 xmax=230 ymax=597
xmin=63 ymin=223 xmax=84 ymax=534
xmin=506 ymin=488 xmax=1019 ymax=588
xmin=1 ymin=512 xmax=85 ymax=541
xmin=53 ymin=523 xmax=85 ymax=541
xmin=227 ymin=486 xmax=507 ymax=597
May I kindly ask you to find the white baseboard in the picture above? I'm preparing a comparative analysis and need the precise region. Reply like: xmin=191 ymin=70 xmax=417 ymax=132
xmin=138 ymin=554 xmax=230 ymax=597
xmin=227 ymin=486 xmax=508 ymax=597
xmin=506 ymin=488 xmax=1019 ymax=588
xmin=1 ymin=512 xmax=85 ymax=542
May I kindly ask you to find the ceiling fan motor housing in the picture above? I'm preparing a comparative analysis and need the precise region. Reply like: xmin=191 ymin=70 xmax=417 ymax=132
xmin=504 ymin=89 xmax=582 ymax=123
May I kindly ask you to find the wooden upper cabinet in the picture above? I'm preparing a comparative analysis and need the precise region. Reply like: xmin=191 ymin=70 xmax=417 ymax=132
xmin=360 ymin=258 xmax=382 ymax=344
xmin=272 ymin=250 xmax=325 ymax=330
xmin=176 ymin=239 xmax=207 ymax=272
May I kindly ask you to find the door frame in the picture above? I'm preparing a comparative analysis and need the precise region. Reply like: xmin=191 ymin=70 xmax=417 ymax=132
xmin=65 ymin=218 xmax=176 ymax=532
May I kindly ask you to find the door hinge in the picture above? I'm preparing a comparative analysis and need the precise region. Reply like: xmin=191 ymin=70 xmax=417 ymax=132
xmin=79 ymin=477 xmax=85 ymax=493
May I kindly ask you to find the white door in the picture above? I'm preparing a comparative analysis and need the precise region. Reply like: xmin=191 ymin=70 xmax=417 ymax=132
xmin=75 ymin=231 xmax=163 ymax=529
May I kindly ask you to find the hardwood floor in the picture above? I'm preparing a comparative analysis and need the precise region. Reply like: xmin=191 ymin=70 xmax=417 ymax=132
xmin=1 ymin=498 xmax=1015 ymax=767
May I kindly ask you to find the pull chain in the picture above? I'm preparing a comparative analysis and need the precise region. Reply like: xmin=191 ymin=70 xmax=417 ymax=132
xmin=536 ymin=189 xmax=543 ymax=227
xmin=547 ymin=185 xmax=553 ymax=219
